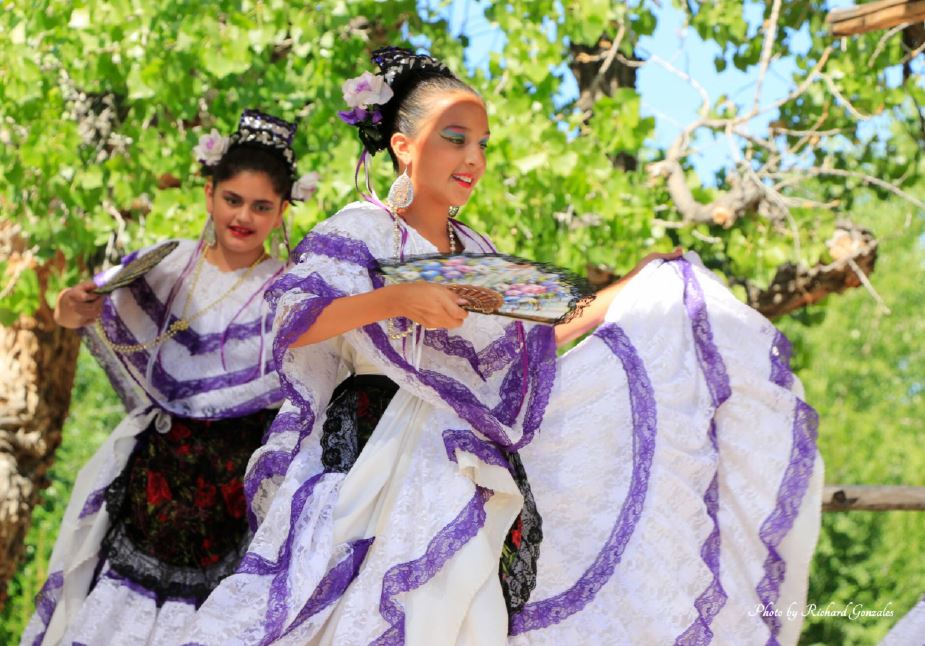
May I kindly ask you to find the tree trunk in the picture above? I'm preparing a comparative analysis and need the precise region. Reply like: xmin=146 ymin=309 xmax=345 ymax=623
xmin=0 ymin=223 xmax=80 ymax=611
xmin=570 ymin=34 xmax=641 ymax=171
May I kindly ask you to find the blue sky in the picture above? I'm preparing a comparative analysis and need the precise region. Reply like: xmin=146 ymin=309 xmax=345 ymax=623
xmin=419 ymin=0 xmax=904 ymax=184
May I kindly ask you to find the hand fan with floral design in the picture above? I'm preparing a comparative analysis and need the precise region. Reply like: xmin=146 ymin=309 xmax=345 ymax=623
xmin=378 ymin=253 xmax=595 ymax=325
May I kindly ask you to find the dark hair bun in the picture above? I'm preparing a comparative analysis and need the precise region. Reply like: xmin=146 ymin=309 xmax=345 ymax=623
xmin=371 ymin=47 xmax=453 ymax=87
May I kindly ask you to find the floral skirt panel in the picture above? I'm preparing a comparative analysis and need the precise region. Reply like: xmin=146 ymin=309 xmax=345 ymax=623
xmin=320 ymin=373 xmax=542 ymax=615
xmin=100 ymin=410 xmax=273 ymax=604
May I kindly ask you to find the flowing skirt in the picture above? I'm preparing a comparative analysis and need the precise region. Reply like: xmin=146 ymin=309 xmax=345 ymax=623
xmin=21 ymin=410 xmax=270 ymax=646
xmin=879 ymin=596 xmax=925 ymax=645
xmin=182 ymin=258 xmax=824 ymax=645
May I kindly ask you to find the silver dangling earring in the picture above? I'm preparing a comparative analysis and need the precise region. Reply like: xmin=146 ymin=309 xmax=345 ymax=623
xmin=448 ymin=205 xmax=460 ymax=217
xmin=387 ymin=167 xmax=414 ymax=211
xmin=204 ymin=216 xmax=216 ymax=247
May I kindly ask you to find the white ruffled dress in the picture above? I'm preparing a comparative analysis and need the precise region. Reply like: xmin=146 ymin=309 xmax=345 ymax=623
xmin=178 ymin=202 xmax=823 ymax=646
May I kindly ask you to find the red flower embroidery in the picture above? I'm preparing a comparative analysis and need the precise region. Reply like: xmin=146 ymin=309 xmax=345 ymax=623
xmin=200 ymin=552 xmax=220 ymax=567
xmin=167 ymin=422 xmax=192 ymax=442
xmin=194 ymin=475 xmax=217 ymax=508
xmin=146 ymin=470 xmax=172 ymax=506
xmin=225 ymin=459 xmax=235 ymax=473
xmin=176 ymin=444 xmax=191 ymax=457
xmin=220 ymin=479 xmax=246 ymax=519
xmin=510 ymin=515 xmax=523 ymax=549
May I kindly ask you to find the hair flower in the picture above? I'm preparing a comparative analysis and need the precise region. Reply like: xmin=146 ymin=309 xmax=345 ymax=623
xmin=337 ymin=107 xmax=370 ymax=126
xmin=342 ymin=71 xmax=394 ymax=109
xmin=291 ymin=171 xmax=319 ymax=201
xmin=194 ymin=128 xmax=230 ymax=166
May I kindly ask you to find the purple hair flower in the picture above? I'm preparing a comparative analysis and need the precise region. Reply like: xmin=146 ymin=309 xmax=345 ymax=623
xmin=338 ymin=107 xmax=370 ymax=126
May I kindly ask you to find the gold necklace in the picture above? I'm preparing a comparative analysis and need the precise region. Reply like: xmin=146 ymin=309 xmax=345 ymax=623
xmin=98 ymin=249 xmax=267 ymax=354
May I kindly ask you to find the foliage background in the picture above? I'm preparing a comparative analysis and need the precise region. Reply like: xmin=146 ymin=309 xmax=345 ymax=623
xmin=1 ymin=1 xmax=923 ymax=644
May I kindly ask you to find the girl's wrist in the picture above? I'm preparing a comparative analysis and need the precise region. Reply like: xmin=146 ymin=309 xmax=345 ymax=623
xmin=374 ymin=284 xmax=404 ymax=320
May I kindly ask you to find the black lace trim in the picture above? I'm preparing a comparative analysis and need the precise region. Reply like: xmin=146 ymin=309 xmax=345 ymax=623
xmin=101 ymin=520 xmax=250 ymax=604
xmin=321 ymin=374 xmax=398 ymax=473
xmin=499 ymin=451 xmax=543 ymax=614
xmin=99 ymin=410 xmax=271 ymax=604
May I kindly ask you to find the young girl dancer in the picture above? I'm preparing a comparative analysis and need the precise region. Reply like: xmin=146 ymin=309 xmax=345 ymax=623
xmin=185 ymin=50 xmax=823 ymax=646
xmin=22 ymin=110 xmax=315 ymax=646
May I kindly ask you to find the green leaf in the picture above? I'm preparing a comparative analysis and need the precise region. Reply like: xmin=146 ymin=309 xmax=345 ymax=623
xmin=126 ymin=64 xmax=155 ymax=99
xmin=514 ymin=152 xmax=548 ymax=173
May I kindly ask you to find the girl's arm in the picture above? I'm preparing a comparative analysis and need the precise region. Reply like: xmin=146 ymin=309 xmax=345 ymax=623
xmin=554 ymin=248 xmax=683 ymax=347
xmin=289 ymin=282 xmax=469 ymax=348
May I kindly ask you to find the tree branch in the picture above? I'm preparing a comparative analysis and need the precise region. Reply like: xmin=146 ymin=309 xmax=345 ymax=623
xmin=753 ymin=0 xmax=784 ymax=113
xmin=767 ymin=168 xmax=925 ymax=210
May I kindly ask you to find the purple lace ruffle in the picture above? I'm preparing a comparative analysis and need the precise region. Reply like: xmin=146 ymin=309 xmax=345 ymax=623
xmin=243 ymin=274 xmax=343 ymax=529
xmin=28 ymin=570 xmax=63 ymax=646
xmin=755 ymin=399 xmax=818 ymax=641
xmin=442 ymin=428 xmax=511 ymax=470
xmin=509 ymin=323 xmax=657 ymax=634
xmin=673 ymin=261 xmax=732 ymax=645
xmin=371 ymin=487 xmax=492 ymax=645
xmin=126 ymin=277 xmax=273 ymax=356
xmin=258 ymin=538 xmax=374 ymax=646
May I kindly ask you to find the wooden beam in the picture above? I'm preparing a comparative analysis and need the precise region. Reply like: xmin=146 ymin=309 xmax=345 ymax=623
xmin=823 ymin=485 xmax=925 ymax=511
xmin=827 ymin=0 xmax=925 ymax=36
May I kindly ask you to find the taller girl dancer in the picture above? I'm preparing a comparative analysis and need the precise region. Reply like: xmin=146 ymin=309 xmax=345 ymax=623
xmin=186 ymin=49 xmax=823 ymax=645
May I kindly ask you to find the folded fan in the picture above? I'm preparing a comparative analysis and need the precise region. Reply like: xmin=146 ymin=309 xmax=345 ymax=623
xmin=378 ymin=253 xmax=595 ymax=325
xmin=92 ymin=241 xmax=180 ymax=295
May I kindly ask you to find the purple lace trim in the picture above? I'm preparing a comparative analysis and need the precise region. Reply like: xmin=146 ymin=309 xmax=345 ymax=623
xmin=28 ymin=570 xmax=63 ymax=646
xmin=755 ymin=399 xmax=819 ymax=640
xmin=478 ymin=322 xmax=524 ymax=377
xmin=442 ymin=428 xmax=510 ymax=470
xmin=509 ymin=323 xmax=657 ymax=634
xmin=423 ymin=330 xmax=487 ymax=380
xmin=679 ymin=261 xmax=732 ymax=408
xmin=98 ymin=299 xmax=279 ymax=416
xmin=126 ymin=277 xmax=273 ymax=356
xmin=243 ymin=274 xmax=342 ymax=529
xmin=675 ymin=471 xmax=725 ymax=646
xmin=769 ymin=330 xmax=795 ymax=390
xmin=750 ymin=308 xmax=818 ymax=641
xmin=78 ymin=487 xmax=107 ymax=519
xmin=291 ymin=231 xmax=379 ymax=271
xmin=244 ymin=450 xmax=297 ymax=532
xmin=260 ymin=538 xmax=374 ymax=646
xmin=513 ymin=326 xmax=557 ymax=451
xmin=206 ymin=388 xmax=283 ymax=419
xmin=673 ymin=260 xmax=732 ymax=645
xmin=371 ymin=487 xmax=492 ymax=645
xmin=261 ymin=409 xmax=300 ymax=442
xmin=237 ymin=473 xmax=326 ymax=641
xmin=363 ymin=322 xmax=556 ymax=451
